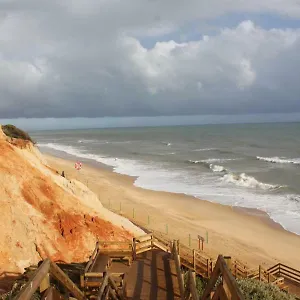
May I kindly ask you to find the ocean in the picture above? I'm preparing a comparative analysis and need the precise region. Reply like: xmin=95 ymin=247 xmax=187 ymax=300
xmin=31 ymin=122 xmax=300 ymax=235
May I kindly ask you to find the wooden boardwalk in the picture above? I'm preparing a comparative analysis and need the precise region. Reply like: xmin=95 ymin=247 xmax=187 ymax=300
xmin=124 ymin=249 xmax=181 ymax=300
xmin=14 ymin=233 xmax=300 ymax=300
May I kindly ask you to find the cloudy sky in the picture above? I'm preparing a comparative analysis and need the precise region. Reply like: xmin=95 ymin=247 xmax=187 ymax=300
xmin=1 ymin=0 xmax=300 ymax=126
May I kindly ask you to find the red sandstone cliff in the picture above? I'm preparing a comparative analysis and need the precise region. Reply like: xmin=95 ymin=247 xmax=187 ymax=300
xmin=0 ymin=128 xmax=143 ymax=278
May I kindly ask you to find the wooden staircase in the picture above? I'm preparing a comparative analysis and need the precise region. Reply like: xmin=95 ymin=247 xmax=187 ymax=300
xmin=12 ymin=233 xmax=300 ymax=300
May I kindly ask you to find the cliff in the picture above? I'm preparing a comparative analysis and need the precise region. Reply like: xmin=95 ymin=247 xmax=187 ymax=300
xmin=0 ymin=127 xmax=143 ymax=278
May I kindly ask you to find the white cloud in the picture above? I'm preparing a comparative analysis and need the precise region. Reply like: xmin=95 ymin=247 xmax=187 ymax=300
xmin=0 ymin=1 xmax=300 ymax=117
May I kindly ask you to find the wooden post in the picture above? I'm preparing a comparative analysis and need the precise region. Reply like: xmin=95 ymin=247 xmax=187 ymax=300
xmin=50 ymin=262 xmax=85 ymax=300
xmin=193 ymin=250 xmax=196 ymax=270
xmin=224 ymin=256 xmax=232 ymax=271
xmin=206 ymin=259 xmax=209 ymax=277
xmin=133 ymin=238 xmax=136 ymax=260
xmin=198 ymin=239 xmax=200 ymax=250
xmin=177 ymin=240 xmax=180 ymax=256
xmin=132 ymin=208 xmax=135 ymax=219
xmin=259 ymin=265 xmax=261 ymax=281
xmin=80 ymin=274 xmax=85 ymax=288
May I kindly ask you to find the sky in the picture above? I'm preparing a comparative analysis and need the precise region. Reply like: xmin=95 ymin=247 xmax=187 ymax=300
xmin=1 ymin=0 xmax=300 ymax=129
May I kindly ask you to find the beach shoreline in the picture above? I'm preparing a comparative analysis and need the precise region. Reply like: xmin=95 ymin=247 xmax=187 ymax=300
xmin=44 ymin=151 xmax=300 ymax=269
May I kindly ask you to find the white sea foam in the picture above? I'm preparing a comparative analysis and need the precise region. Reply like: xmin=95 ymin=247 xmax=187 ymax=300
xmin=222 ymin=173 xmax=282 ymax=190
xmin=257 ymin=156 xmax=300 ymax=165
xmin=188 ymin=158 xmax=240 ymax=164
xmin=39 ymin=142 xmax=300 ymax=235
xmin=77 ymin=139 xmax=99 ymax=144
xmin=192 ymin=148 xmax=216 ymax=152
xmin=209 ymin=164 xmax=227 ymax=173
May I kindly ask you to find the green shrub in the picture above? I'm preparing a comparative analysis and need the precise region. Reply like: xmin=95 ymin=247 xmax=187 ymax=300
xmin=237 ymin=278 xmax=296 ymax=300
xmin=184 ymin=273 xmax=296 ymax=300
xmin=2 ymin=124 xmax=35 ymax=144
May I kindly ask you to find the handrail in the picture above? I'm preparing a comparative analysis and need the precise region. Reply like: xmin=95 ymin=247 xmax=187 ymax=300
xmin=172 ymin=241 xmax=185 ymax=299
xmin=49 ymin=261 xmax=85 ymax=299
xmin=14 ymin=259 xmax=51 ymax=300
xmin=14 ymin=259 xmax=85 ymax=300
xmin=85 ymin=241 xmax=99 ymax=273
xmin=201 ymin=255 xmax=245 ymax=300
xmin=97 ymin=272 xmax=123 ymax=300
xmin=268 ymin=263 xmax=300 ymax=284
xmin=185 ymin=270 xmax=199 ymax=300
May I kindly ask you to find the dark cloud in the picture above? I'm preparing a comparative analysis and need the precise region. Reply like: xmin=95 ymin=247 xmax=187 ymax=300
xmin=1 ymin=1 xmax=300 ymax=118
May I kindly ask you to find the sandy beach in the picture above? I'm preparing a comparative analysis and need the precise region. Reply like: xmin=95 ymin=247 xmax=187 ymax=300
xmin=45 ymin=153 xmax=300 ymax=269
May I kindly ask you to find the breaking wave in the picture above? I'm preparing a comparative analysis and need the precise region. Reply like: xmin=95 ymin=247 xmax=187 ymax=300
xmin=222 ymin=173 xmax=283 ymax=190
xmin=187 ymin=158 xmax=239 ymax=165
xmin=256 ymin=156 xmax=300 ymax=165
xmin=210 ymin=164 xmax=227 ymax=173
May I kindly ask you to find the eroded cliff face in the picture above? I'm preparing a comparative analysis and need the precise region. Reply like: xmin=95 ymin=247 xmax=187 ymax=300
xmin=0 ymin=128 xmax=143 ymax=275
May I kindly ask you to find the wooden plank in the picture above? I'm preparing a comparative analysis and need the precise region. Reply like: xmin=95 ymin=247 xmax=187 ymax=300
xmin=50 ymin=261 xmax=85 ymax=300
xmin=153 ymin=240 xmax=168 ymax=252
xmin=189 ymin=271 xmax=199 ymax=300
xmin=98 ymin=273 xmax=109 ymax=299
xmin=279 ymin=271 xmax=300 ymax=283
xmin=279 ymin=264 xmax=300 ymax=275
xmin=108 ymin=286 xmax=118 ymax=300
xmin=15 ymin=259 xmax=51 ymax=300
xmin=85 ymin=242 xmax=99 ymax=273
xmin=41 ymin=286 xmax=64 ymax=300
xmin=100 ymin=250 xmax=132 ymax=256
xmin=267 ymin=263 xmax=280 ymax=273
xmin=90 ymin=254 xmax=109 ymax=273
xmin=172 ymin=242 xmax=185 ymax=299
xmin=279 ymin=267 xmax=300 ymax=280
xmin=212 ymin=284 xmax=228 ymax=300
xmin=136 ymin=246 xmax=152 ymax=255
xmin=201 ymin=256 xmax=221 ymax=300
xmin=220 ymin=258 xmax=244 ymax=300
xmin=108 ymin=275 xmax=122 ymax=299
xmin=85 ymin=272 xmax=104 ymax=278
xmin=99 ymin=240 xmax=132 ymax=246
xmin=136 ymin=233 xmax=153 ymax=242
xmin=201 ymin=255 xmax=244 ymax=300
xmin=135 ymin=240 xmax=152 ymax=250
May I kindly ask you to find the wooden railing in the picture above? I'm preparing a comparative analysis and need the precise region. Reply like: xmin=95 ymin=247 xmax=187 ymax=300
xmin=202 ymin=255 xmax=245 ymax=300
xmin=172 ymin=241 xmax=186 ymax=299
xmin=14 ymin=259 xmax=85 ymax=300
xmin=179 ymin=243 xmax=213 ymax=278
xmin=171 ymin=240 xmax=243 ymax=300
xmin=185 ymin=270 xmax=199 ymax=300
xmin=97 ymin=272 xmax=123 ymax=300
xmin=268 ymin=263 xmax=300 ymax=285
xmin=134 ymin=233 xmax=170 ymax=256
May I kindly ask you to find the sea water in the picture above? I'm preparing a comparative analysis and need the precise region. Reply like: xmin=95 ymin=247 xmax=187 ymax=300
xmin=31 ymin=122 xmax=300 ymax=234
